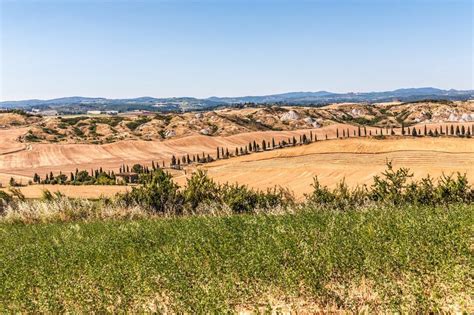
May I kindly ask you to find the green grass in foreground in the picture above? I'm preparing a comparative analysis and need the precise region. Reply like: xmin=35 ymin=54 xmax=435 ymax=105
xmin=1 ymin=205 xmax=472 ymax=312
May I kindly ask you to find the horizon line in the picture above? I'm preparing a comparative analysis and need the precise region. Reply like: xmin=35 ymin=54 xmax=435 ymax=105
xmin=2 ymin=86 xmax=473 ymax=103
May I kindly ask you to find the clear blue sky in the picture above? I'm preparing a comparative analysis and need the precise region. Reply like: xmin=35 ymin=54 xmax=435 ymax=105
xmin=1 ymin=0 xmax=472 ymax=100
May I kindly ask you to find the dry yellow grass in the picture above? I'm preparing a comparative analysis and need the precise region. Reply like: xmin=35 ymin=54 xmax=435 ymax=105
xmin=0 ymin=184 xmax=130 ymax=199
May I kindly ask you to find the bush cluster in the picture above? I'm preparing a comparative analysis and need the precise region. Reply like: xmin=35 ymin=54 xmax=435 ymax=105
xmin=307 ymin=162 xmax=473 ymax=210
xmin=119 ymin=169 xmax=295 ymax=215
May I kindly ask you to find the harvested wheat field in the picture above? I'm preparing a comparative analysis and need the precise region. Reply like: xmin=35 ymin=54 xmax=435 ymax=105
xmin=177 ymin=137 xmax=474 ymax=198
xmin=0 ymin=124 xmax=372 ymax=181
xmin=0 ymin=122 xmax=473 ymax=198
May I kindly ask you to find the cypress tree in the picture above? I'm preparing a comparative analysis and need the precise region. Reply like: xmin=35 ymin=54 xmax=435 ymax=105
xmin=364 ymin=126 xmax=367 ymax=137
xmin=461 ymin=125 xmax=466 ymax=136
xmin=456 ymin=125 xmax=460 ymax=136
xmin=358 ymin=126 xmax=361 ymax=137
xmin=424 ymin=125 xmax=427 ymax=136
xmin=235 ymin=147 xmax=239 ymax=156
xmin=412 ymin=128 xmax=417 ymax=137
xmin=262 ymin=140 xmax=267 ymax=151
xmin=217 ymin=147 xmax=220 ymax=159
xmin=450 ymin=125 xmax=454 ymax=135
xmin=402 ymin=124 xmax=405 ymax=135
xmin=336 ymin=129 xmax=339 ymax=138
xmin=272 ymin=137 xmax=276 ymax=148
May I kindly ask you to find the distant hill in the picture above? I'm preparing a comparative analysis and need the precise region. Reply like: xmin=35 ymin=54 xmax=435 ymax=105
xmin=1 ymin=88 xmax=472 ymax=114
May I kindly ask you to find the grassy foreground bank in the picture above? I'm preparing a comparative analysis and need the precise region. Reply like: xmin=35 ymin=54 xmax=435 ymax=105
xmin=1 ymin=205 xmax=473 ymax=312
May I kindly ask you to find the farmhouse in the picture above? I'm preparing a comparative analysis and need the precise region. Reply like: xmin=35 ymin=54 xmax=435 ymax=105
xmin=87 ymin=110 xmax=102 ymax=115
xmin=115 ymin=172 xmax=139 ymax=184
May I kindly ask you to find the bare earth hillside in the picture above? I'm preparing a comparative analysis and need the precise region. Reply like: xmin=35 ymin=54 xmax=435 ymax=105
xmin=2 ymin=100 xmax=472 ymax=144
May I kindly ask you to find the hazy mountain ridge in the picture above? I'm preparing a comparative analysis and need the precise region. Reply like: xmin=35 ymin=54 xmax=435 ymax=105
xmin=1 ymin=88 xmax=472 ymax=113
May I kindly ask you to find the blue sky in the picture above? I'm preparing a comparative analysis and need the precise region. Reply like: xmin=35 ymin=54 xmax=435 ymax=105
xmin=1 ymin=0 xmax=472 ymax=100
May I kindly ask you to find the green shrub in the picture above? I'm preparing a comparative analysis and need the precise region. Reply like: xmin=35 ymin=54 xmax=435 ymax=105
xmin=182 ymin=169 xmax=220 ymax=211
xmin=436 ymin=172 xmax=471 ymax=203
xmin=121 ymin=169 xmax=183 ymax=214
xmin=371 ymin=162 xmax=413 ymax=205
xmin=0 ymin=191 xmax=12 ymax=213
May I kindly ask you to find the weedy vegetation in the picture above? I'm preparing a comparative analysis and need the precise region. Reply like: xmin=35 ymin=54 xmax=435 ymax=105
xmin=0 ymin=164 xmax=472 ymax=312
